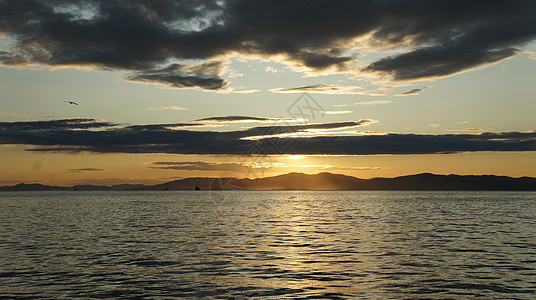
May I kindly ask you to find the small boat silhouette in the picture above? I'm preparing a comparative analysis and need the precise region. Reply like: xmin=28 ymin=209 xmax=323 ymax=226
xmin=195 ymin=185 xmax=201 ymax=190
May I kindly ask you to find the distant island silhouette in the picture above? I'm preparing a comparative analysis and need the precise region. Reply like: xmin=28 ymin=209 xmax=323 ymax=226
xmin=2 ymin=172 xmax=536 ymax=191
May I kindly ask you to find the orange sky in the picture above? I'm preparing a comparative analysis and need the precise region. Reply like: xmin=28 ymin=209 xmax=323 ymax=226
xmin=1 ymin=145 xmax=534 ymax=186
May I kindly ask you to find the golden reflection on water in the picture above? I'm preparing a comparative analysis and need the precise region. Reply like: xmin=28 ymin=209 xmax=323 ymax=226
xmin=1 ymin=191 xmax=535 ymax=298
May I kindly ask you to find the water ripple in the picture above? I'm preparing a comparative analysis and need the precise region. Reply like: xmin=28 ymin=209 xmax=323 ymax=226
xmin=1 ymin=191 xmax=535 ymax=298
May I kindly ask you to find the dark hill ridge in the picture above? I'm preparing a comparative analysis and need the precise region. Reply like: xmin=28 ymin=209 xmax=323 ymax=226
xmin=1 ymin=172 xmax=536 ymax=191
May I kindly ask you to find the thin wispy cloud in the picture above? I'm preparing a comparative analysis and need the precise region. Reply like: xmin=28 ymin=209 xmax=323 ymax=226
xmin=354 ymin=100 xmax=392 ymax=105
xmin=265 ymin=66 xmax=279 ymax=73
xmin=271 ymin=84 xmax=364 ymax=95
xmin=150 ymin=161 xmax=252 ymax=172
xmin=446 ymin=128 xmax=492 ymax=132
xmin=194 ymin=116 xmax=304 ymax=124
xmin=221 ymin=87 xmax=260 ymax=94
xmin=67 ymin=168 xmax=104 ymax=173
xmin=160 ymin=106 xmax=188 ymax=111
xmin=147 ymin=105 xmax=188 ymax=111
xmin=428 ymin=123 xmax=441 ymax=128
xmin=0 ymin=111 xmax=19 ymax=116
xmin=295 ymin=165 xmax=383 ymax=171
xmin=324 ymin=111 xmax=353 ymax=115
xmin=225 ymin=68 xmax=244 ymax=78
xmin=526 ymin=51 xmax=536 ymax=60
xmin=150 ymin=161 xmax=277 ymax=172
xmin=121 ymin=123 xmax=201 ymax=131
xmin=397 ymin=87 xmax=427 ymax=96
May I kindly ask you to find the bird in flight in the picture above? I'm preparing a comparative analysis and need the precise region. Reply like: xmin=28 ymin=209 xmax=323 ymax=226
xmin=65 ymin=100 xmax=78 ymax=105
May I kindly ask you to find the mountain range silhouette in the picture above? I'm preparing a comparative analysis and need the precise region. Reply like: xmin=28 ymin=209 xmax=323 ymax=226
xmin=2 ymin=172 xmax=536 ymax=191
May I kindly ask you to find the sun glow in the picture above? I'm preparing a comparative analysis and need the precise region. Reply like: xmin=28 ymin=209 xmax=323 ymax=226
xmin=287 ymin=155 xmax=305 ymax=160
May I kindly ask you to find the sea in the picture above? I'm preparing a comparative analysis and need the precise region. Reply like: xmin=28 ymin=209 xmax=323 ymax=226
xmin=1 ymin=191 xmax=535 ymax=299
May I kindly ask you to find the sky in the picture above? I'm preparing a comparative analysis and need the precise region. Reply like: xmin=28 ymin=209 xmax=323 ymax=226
xmin=0 ymin=0 xmax=535 ymax=186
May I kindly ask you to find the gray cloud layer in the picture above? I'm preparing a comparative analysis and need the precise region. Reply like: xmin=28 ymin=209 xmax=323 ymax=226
xmin=1 ymin=0 xmax=534 ymax=88
xmin=1 ymin=118 xmax=534 ymax=155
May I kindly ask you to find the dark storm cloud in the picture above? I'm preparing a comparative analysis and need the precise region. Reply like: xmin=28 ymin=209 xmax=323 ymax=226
xmin=360 ymin=1 xmax=536 ymax=80
xmin=1 ymin=118 xmax=535 ymax=155
xmin=0 ymin=118 xmax=373 ymax=154
xmin=1 ymin=0 xmax=535 ymax=85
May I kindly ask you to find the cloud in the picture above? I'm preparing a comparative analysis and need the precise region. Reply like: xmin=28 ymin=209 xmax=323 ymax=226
xmin=282 ymin=131 xmax=536 ymax=155
xmin=160 ymin=105 xmax=188 ymax=111
xmin=147 ymin=105 xmax=188 ymax=111
xmin=1 ymin=118 xmax=535 ymax=155
xmin=67 ymin=168 xmax=104 ymax=173
xmin=271 ymin=84 xmax=364 ymax=95
xmin=121 ymin=123 xmax=201 ymax=131
xmin=0 ymin=50 xmax=36 ymax=66
xmin=194 ymin=116 xmax=301 ymax=123
xmin=354 ymin=100 xmax=392 ymax=105
xmin=428 ymin=123 xmax=441 ymax=128
xmin=363 ymin=47 xmax=519 ymax=81
xmin=0 ymin=110 xmax=18 ymax=116
xmin=225 ymin=68 xmax=244 ymax=78
xmin=1 ymin=0 xmax=534 ymax=86
xmin=0 ymin=118 xmax=116 ymax=130
xmin=324 ymin=111 xmax=352 ymax=115
xmin=296 ymin=164 xmax=384 ymax=171
xmin=446 ymin=128 xmax=492 ymax=132
xmin=397 ymin=87 xmax=427 ymax=96
xmin=340 ymin=166 xmax=383 ymax=170
xmin=150 ymin=161 xmax=259 ymax=172
xmin=126 ymin=61 xmax=229 ymax=91
xmin=241 ymin=120 xmax=377 ymax=140
xmin=265 ymin=66 xmax=279 ymax=73
xmin=224 ymin=87 xmax=260 ymax=94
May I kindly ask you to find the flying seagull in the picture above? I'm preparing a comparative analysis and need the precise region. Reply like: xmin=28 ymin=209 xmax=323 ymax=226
xmin=65 ymin=100 xmax=78 ymax=105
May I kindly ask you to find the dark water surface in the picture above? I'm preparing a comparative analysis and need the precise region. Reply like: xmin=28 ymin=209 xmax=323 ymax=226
xmin=1 ymin=191 xmax=535 ymax=299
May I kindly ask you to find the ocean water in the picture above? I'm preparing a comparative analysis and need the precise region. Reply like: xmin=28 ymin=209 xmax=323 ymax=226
xmin=1 ymin=191 xmax=535 ymax=299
